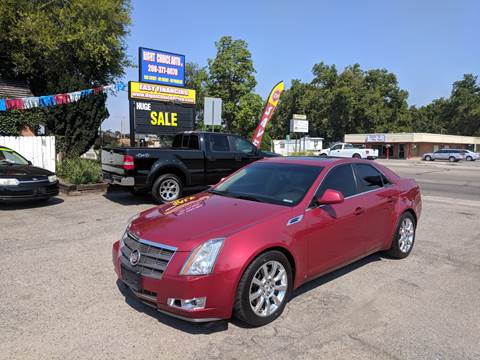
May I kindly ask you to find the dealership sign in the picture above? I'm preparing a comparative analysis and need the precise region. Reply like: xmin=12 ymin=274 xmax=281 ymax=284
xmin=366 ymin=134 xmax=386 ymax=142
xmin=132 ymin=101 xmax=194 ymax=135
xmin=139 ymin=47 xmax=185 ymax=86
xmin=128 ymin=81 xmax=196 ymax=104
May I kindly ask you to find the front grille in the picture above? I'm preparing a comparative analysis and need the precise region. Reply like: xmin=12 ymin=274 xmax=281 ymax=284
xmin=120 ymin=232 xmax=176 ymax=280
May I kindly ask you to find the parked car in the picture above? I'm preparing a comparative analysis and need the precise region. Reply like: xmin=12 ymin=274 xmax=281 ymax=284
xmin=320 ymin=142 xmax=378 ymax=159
xmin=422 ymin=149 xmax=465 ymax=162
xmin=102 ymin=131 xmax=279 ymax=203
xmin=113 ymin=157 xmax=421 ymax=326
xmin=0 ymin=146 xmax=59 ymax=203
xmin=461 ymin=149 xmax=479 ymax=161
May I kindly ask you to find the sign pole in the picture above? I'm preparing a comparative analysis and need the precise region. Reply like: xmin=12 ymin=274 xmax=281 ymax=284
xmin=129 ymin=100 xmax=135 ymax=146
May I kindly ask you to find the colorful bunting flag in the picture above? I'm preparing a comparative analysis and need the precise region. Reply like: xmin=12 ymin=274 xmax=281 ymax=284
xmin=0 ymin=81 xmax=126 ymax=112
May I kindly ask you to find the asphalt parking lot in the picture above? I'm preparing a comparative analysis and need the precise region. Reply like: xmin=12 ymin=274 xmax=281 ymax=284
xmin=1 ymin=160 xmax=479 ymax=359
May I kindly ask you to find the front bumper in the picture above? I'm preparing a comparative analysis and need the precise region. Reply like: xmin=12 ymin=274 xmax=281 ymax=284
xmin=0 ymin=181 xmax=59 ymax=202
xmin=112 ymin=241 xmax=236 ymax=322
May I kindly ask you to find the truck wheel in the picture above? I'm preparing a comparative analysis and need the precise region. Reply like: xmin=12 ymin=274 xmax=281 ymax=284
xmin=319 ymin=153 xmax=327 ymax=158
xmin=352 ymin=153 xmax=361 ymax=159
xmin=152 ymin=174 xmax=182 ymax=203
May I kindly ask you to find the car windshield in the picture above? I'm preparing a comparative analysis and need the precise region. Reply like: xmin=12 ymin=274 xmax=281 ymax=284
xmin=0 ymin=148 xmax=29 ymax=165
xmin=210 ymin=162 xmax=323 ymax=206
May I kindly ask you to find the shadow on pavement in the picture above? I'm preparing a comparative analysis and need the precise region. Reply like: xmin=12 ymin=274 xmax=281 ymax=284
xmin=116 ymin=280 xmax=229 ymax=334
xmin=116 ymin=253 xmax=385 ymax=332
xmin=103 ymin=188 xmax=156 ymax=206
xmin=291 ymin=253 xmax=384 ymax=300
xmin=0 ymin=196 xmax=64 ymax=211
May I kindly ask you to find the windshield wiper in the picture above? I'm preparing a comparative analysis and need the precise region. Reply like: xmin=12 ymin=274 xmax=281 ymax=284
xmin=208 ymin=188 xmax=229 ymax=197
xmin=230 ymin=193 xmax=263 ymax=203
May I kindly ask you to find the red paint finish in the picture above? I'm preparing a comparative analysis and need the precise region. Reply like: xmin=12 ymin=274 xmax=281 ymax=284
xmin=113 ymin=158 xmax=421 ymax=321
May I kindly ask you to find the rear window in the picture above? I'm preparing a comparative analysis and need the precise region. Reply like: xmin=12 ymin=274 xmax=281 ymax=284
xmin=354 ymin=164 xmax=384 ymax=192
xmin=172 ymin=134 xmax=199 ymax=150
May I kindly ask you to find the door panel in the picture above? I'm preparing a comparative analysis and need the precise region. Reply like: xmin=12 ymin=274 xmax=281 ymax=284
xmin=305 ymin=197 xmax=367 ymax=277
xmin=205 ymin=134 xmax=236 ymax=184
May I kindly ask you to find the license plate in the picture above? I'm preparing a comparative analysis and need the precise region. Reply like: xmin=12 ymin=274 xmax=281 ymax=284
xmin=103 ymin=172 xmax=113 ymax=182
xmin=121 ymin=266 xmax=141 ymax=291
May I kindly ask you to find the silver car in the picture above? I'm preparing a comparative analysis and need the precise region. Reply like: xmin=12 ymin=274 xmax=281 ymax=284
xmin=461 ymin=150 xmax=480 ymax=161
xmin=422 ymin=149 xmax=465 ymax=162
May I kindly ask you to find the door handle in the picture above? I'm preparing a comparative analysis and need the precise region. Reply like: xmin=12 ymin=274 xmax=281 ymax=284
xmin=354 ymin=207 xmax=365 ymax=216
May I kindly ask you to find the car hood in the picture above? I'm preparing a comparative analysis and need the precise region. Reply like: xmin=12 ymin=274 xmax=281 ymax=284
xmin=128 ymin=192 xmax=289 ymax=251
xmin=0 ymin=164 xmax=53 ymax=179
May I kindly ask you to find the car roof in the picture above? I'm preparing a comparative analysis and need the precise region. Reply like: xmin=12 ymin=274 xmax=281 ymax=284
xmin=258 ymin=156 xmax=364 ymax=168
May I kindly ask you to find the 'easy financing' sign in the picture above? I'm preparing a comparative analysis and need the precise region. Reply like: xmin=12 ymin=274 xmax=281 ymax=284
xmin=139 ymin=47 xmax=185 ymax=87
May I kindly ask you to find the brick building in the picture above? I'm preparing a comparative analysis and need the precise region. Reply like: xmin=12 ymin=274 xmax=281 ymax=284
xmin=344 ymin=133 xmax=480 ymax=159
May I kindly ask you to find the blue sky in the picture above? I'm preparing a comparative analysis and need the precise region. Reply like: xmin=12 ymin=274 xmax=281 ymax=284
xmin=104 ymin=0 xmax=479 ymax=131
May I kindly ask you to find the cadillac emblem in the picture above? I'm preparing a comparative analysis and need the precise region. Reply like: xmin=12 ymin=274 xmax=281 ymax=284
xmin=129 ymin=249 xmax=141 ymax=266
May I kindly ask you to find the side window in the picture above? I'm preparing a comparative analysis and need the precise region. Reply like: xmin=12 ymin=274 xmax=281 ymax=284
xmin=182 ymin=135 xmax=190 ymax=148
xmin=315 ymin=164 xmax=357 ymax=199
xmin=172 ymin=134 xmax=182 ymax=148
xmin=210 ymin=134 xmax=230 ymax=152
xmin=188 ymin=135 xmax=199 ymax=150
xmin=354 ymin=164 xmax=384 ymax=193
xmin=331 ymin=144 xmax=341 ymax=150
xmin=230 ymin=136 xmax=256 ymax=154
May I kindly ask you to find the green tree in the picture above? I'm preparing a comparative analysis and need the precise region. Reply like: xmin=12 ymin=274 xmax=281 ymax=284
xmin=0 ymin=0 xmax=131 ymax=157
xmin=207 ymin=36 xmax=257 ymax=131
xmin=185 ymin=62 xmax=209 ymax=125
xmin=447 ymin=74 xmax=480 ymax=135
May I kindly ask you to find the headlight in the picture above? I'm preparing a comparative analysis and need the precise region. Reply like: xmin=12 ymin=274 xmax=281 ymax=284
xmin=180 ymin=238 xmax=225 ymax=275
xmin=48 ymin=175 xmax=58 ymax=183
xmin=0 ymin=178 xmax=20 ymax=186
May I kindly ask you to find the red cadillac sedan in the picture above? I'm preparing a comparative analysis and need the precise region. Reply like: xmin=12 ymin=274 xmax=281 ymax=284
xmin=112 ymin=157 xmax=421 ymax=326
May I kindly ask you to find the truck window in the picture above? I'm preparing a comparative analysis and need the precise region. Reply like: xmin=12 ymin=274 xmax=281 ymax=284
xmin=189 ymin=135 xmax=199 ymax=149
xmin=344 ymin=144 xmax=354 ymax=149
xmin=229 ymin=136 xmax=256 ymax=154
xmin=182 ymin=135 xmax=190 ymax=148
xmin=172 ymin=134 xmax=182 ymax=148
xmin=210 ymin=134 xmax=230 ymax=152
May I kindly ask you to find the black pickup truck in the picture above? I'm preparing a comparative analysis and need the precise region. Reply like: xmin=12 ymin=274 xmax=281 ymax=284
xmin=101 ymin=131 xmax=278 ymax=203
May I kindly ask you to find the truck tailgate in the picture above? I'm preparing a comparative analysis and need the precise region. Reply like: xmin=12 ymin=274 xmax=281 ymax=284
xmin=101 ymin=149 xmax=125 ymax=175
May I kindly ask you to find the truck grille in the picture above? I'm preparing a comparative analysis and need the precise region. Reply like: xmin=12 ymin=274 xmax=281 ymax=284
xmin=120 ymin=232 xmax=176 ymax=280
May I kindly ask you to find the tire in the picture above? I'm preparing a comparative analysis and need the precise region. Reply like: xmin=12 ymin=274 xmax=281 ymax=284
xmin=319 ymin=153 xmax=327 ymax=158
xmin=466 ymin=156 xmax=472 ymax=161
xmin=386 ymin=212 xmax=416 ymax=259
xmin=233 ymin=250 xmax=293 ymax=327
xmin=449 ymin=156 xmax=456 ymax=162
xmin=352 ymin=153 xmax=361 ymax=159
xmin=151 ymin=173 xmax=182 ymax=203
xmin=424 ymin=155 xmax=431 ymax=161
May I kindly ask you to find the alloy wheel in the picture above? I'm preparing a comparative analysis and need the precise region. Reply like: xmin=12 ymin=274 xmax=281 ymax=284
xmin=398 ymin=218 xmax=414 ymax=253
xmin=159 ymin=179 xmax=180 ymax=201
xmin=249 ymin=260 xmax=288 ymax=317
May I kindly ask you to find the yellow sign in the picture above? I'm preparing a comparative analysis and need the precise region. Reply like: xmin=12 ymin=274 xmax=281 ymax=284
xmin=129 ymin=81 xmax=196 ymax=104
xmin=150 ymin=112 xmax=178 ymax=126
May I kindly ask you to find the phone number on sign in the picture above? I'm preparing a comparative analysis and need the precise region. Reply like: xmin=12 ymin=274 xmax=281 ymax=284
xmin=147 ymin=64 xmax=179 ymax=76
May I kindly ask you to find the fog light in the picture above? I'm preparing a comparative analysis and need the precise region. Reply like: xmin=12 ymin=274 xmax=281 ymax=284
xmin=167 ymin=297 xmax=206 ymax=311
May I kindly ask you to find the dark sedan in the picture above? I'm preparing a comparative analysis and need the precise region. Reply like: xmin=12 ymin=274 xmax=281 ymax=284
xmin=0 ymin=146 xmax=59 ymax=203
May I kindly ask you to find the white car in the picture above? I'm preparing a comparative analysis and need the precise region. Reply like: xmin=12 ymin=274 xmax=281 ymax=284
xmin=320 ymin=143 xmax=378 ymax=159
xmin=461 ymin=149 xmax=479 ymax=161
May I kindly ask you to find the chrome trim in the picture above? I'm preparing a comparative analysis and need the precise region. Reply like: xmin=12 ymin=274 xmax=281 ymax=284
xmin=131 ymin=289 xmax=157 ymax=303
xmin=287 ymin=215 xmax=304 ymax=226
xmin=128 ymin=231 xmax=178 ymax=252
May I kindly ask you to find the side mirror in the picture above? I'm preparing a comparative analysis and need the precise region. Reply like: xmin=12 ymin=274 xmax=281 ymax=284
xmin=317 ymin=189 xmax=344 ymax=205
xmin=28 ymin=160 xmax=32 ymax=165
